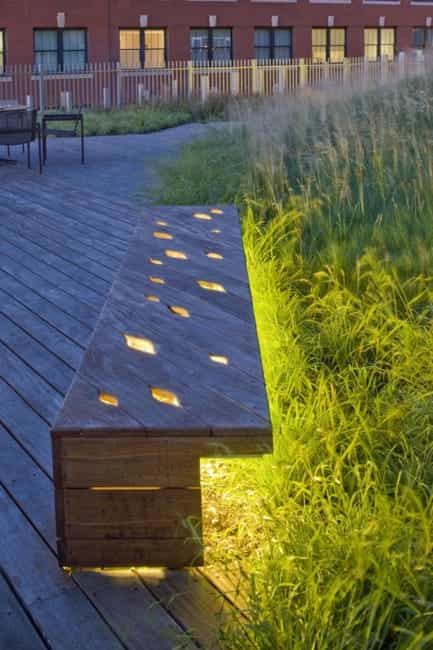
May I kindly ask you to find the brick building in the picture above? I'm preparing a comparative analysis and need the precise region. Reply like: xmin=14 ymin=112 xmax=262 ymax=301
xmin=1 ymin=0 xmax=432 ymax=71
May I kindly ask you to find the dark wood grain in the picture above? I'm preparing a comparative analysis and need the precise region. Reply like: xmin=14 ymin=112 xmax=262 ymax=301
xmin=53 ymin=204 xmax=271 ymax=441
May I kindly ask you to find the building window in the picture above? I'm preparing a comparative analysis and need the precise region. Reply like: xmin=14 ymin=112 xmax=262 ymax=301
xmin=119 ymin=29 xmax=166 ymax=68
xmin=34 ymin=29 xmax=87 ymax=72
xmin=254 ymin=28 xmax=292 ymax=61
xmin=413 ymin=27 xmax=433 ymax=49
xmin=364 ymin=28 xmax=395 ymax=60
xmin=0 ymin=30 xmax=5 ymax=74
xmin=190 ymin=29 xmax=232 ymax=62
xmin=312 ymin=28 xmax=346 ymax=62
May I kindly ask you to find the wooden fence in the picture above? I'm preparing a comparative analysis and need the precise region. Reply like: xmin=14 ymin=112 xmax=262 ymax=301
xmin=0 ymin=52 xmax=428 ymax=111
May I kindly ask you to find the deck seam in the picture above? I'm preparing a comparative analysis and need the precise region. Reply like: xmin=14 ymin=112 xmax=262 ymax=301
xmin=0 ymin=566 xmax=52 ymax=650
xmin=0 ymin=283 xmax=88 ymax=349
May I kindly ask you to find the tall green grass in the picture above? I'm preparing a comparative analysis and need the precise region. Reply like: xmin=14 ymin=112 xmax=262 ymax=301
xmin=157 ymin=77 xmax=433 ymax=648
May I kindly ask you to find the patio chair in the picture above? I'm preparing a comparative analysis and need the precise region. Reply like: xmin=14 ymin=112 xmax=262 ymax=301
xmin=42 ymin=111 xmax=85 ymax=165
xmin=0 ymin=109 xmax=42 ymax=173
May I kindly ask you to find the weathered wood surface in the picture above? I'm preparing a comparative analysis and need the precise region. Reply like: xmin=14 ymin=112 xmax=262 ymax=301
xmin=54 ymin=205 xmax=271 ymax=441
xmin=0 ymin=572 xmax=47 ymax=650
xmin=0 ymin=171 xmax=239 ymax=648
xmin=56 ymin=436 xmax=267 ymax=488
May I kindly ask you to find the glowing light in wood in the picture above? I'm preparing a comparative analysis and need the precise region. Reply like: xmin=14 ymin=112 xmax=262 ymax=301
xmin=146 ymin=295 xmax=160 ymax=302
xmin=99 ymin=392 xmax=119 ymax=407
xmin=209 ymin=354 xmax=229 ymax=365
xmin=153 ymin=231 xmax=173 ymax=240
xmin=211 ymin=229 xmax=221 ymax=234
xmin=206 ymin=252 xmax=223 ymax=260
xmin=198 ymin=280 xmax=226 ymax=293
xmin=149 ymin=276 xmax=165 ymax=285
xmin=149 ymin=258 xmax=163 ymax=265
xmin=124 ymin=335 xmax=156 ymax=355
xmin=169 ymin=305 xmax=190 ymax=318
xmin=193 ymin=212 xmax=212 ymax=221
xmin=151 ymin=387 xmax=181 ymax=407
xmin=165 ymin=249 xmax=188 ymax=260
xmin=210 ymin=208 xmax=224 ymax=214
xmin=155 ymin=220 xmax=168 ymax=226
xmin=91 ymin=486 xmax=161 ymax=491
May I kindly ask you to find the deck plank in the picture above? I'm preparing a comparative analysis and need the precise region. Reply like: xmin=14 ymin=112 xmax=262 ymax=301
xmin=0 ymin=237 xmax=106 ymax=308
xmin=0 ymin=224 xmax=111 ymax=294
xmin=0 ymin=288 xmax=84 ymax=369
xmin=0 ymin=215 xmax=115 ymax=284
xmin=0 ymin=270 xmax=92 ymax=347
xmin=0 ymin=254 xmax=100 ymax=328
xmin=0 ymin=204 xmax=126 ymax=273
xmin=0 ymin=572 xmax=47 ymax=650
xmin=0 ymin=487 xmax=125 ymax=650
xmin=0 ymin=312 xmax=75 ymax=394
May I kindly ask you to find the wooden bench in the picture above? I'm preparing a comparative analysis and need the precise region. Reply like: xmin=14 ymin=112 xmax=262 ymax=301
xmin=51 ymin=205 xmax=272 ymax=568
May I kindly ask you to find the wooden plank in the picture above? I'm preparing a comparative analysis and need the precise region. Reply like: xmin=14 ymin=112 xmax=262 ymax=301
xmin=139 ymin=568 xmax=233 ymax=649
xmin=0 ymin=253 xmax=99 ymax=328
xmin=0 ymin=288 xmax=83 ymax=369
xmin=0 ymin=487 xmax=125 ymax=650
xmin=72 ymin=569 xmax=195 ymax=650
xmin=55 ymin=435 xmax=269 ymax=488
xmin=0 ymin=238 xmax=106 ymax=310
xmin=57 ymin=437 xmax=201 ymax=488
xmin=0 ymin=342 xmax=64 ymax=424
xmin=0 ymin=572 xmax=47 ymax=650
xmin=0 ymin=424 xmax=197 ymax=650
xmin=60 ymin=539 xmax=203 ymax=568
xmin=6 ymin=178 xmax=136 ymax=236
xmin=0 ymin=312 xmax=75 ymax=394
xmin=101 ymin=305 xmax=269 ymax=416
xmin=0 ymin=380 xmax=53 ymax=473
xmin=0 ymin=205 xmax=125 ymax=275
xmin=0 ymin=270 xmax=92 ymax=347
xmin=1 ymin=184 xmax=133 ymax=251
xmin=0 ymin=224 xmax=110 ymax=295
xmin=59 ymin=487 xmax=202 ymax=539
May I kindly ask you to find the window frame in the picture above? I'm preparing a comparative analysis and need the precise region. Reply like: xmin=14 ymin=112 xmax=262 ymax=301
xmin=0 ymin=29 xmax=6 ymax=75
xmin=312 ymin=27 xmax=347 ymax=62
xmin=190 ymin=27 xmax=233 ymax=63
xmin=364 ymin=27 xmax=395 ymax=60
xmin=254 ymin=27 xmax=293 ymax=61
xmin=119 ymin=28 xmax=167 ymax=69
xmin=412 ymin=27 xmax=433 ymax=49
xmin=33 ymin=27 xmax=88 ymax=73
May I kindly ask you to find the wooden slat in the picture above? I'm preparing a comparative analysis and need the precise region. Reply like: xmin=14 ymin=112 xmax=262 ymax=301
xmin=0 ymin=312 xmax=75 ymax=394
xmin=56 ymin=436 xmax=268 ymax=488
xmin=0 ymin=341 xmax=64 ymax=424
xmin=0 ymin=572 xmax=47 ymax=650
xmin=0 ymin=252 xmax=99 ymax=328
xmin=139 ymin=568 xmax=233 ymax=650
xmin=0 ymin=204 xmax=125 ymax=274
xmin=0 ymin=487 xmax=125 ymax=650
xmin=57 ymin=437 xmax=201 ymax=488
xmin=60 ymin=539 xmax=203 ymax=568
xmin=0 ymin=287 xmax=83 ymax=369
xmin=59 ymin=487 xmax=202 ymax=539
xmin=0 ymin=216 xmax=114 ymax=286
xmin=0 ymin=269 xmax=92 ymax=347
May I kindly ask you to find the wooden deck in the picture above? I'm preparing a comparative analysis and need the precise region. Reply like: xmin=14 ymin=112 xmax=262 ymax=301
xmin=0 ymin=166 xmax=238 ymax=650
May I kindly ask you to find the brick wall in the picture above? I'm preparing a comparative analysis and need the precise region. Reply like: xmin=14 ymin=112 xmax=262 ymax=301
xmin=1 ymin=0 xmax=432 ymax=63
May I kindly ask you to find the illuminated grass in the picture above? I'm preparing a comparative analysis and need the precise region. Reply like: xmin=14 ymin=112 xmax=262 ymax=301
xmin=158 ymin=77 xmax=433 ymax=648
